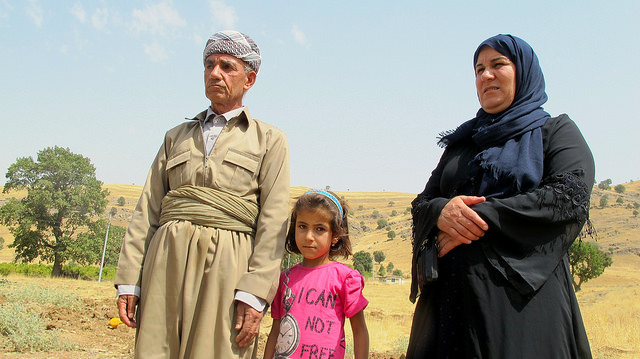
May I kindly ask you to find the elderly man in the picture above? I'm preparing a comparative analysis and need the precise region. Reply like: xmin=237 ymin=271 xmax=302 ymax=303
xmin=115 ymin=30 xmax=290 ymax=358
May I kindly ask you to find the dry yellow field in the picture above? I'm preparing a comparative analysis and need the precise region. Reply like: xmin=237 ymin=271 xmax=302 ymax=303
xmin=1 ymin=181 xmax=639 ymax=357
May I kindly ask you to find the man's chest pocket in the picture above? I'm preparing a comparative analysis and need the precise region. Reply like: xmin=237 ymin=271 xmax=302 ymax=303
xmin=166 ymin=150 xmax=191 ymax=189
xmin=216 ymin=149 xmax=260 ymax=194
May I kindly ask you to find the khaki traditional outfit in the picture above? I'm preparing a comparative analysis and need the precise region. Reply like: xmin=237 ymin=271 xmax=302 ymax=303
xmin=115 ymin=107 xmax=290 ymax=358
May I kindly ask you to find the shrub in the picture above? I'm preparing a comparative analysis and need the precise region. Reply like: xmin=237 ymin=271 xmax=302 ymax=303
xmin=117 ymin=196 xmax=126 ymax=206
xmin=599 ymin=195 xmax=609 ymax=208
xmin=614 ymin=184 xmax=626 ymax=193
xmin=598 ymin=179 xmax=612 ymax=190
xmin=0 ymin=303 xmax=68 ymax=352
xmin=0 ymin=281 xmax=78 ymax=352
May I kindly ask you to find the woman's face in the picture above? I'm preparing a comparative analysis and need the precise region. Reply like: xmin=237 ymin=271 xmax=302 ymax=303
xmin=475 ymin=46 xmax=516 ymax=114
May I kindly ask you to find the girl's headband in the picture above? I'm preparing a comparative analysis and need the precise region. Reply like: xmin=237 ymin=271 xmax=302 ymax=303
xmin=304 ymin=190 xmax=343 ymax=217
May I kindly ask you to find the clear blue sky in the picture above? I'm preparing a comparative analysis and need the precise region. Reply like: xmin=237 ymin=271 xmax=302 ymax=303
xmin=1 ymin=1 xmax=638 ymax=193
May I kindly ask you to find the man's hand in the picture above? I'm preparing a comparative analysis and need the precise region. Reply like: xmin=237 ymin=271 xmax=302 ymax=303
xmin=117 ymin=295 xmax=139 ymax=328
xmin=234 ymin=301 xmax=263 ymax=347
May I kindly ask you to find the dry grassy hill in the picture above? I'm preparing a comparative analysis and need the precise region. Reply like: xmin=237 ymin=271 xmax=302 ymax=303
xmin=1 ymin=181 xmax=638 ymax=281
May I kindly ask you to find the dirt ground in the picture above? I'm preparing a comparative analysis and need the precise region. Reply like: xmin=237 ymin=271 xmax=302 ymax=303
xmin=0 ymin=275 xmax=405 ymax=359
xmin=0 ymin=295 xmax=135 ymax=358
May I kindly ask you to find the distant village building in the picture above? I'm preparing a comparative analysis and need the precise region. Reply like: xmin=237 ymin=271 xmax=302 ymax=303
xmin=378 ymin=275 xmax=405 ymax=284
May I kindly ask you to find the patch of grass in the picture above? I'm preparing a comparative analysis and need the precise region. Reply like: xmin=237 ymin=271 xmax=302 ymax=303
xmin=6 ymin=283 xmax=82 ymax=308
xmin=392 ymin=334 xmax=410 ymax=355
xmin=0 ymin=280 xmax=80 ymax=352
xmin=0 ymin=302 xmax=70 ymax=352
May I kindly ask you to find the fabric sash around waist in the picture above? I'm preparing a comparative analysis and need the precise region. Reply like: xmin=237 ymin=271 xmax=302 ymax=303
xmin=159 ymin=185 xmax=259 ymax=234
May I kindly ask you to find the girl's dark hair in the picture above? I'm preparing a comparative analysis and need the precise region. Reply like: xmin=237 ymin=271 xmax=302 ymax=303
xmin=285 ymin=191 xmax=352 ymax=259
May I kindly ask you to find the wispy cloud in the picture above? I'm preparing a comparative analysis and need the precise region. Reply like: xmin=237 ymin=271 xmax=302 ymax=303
xmin=131 ymin=1 xmax=186 ymax=36
xmin=292 ymin=25 xmax=307 ymax=46
xmin=209 ymin=0 xmax=237 ymax=30
xmin=70 ymin=3 xmax=86 ymax=23
xmin=25 ymin=0 xmax=43 ymax=27
xmin=144 ymin=41 xmax=168 ymax=62
xmin=91 ymin=8 xmax=109 ymax=30
xmin=0 ymin=0 xmax=14 ymax=23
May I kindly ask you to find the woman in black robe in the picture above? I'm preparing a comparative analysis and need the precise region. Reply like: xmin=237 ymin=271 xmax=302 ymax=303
xmin=406 ymin=34 xmax=594 ymax=358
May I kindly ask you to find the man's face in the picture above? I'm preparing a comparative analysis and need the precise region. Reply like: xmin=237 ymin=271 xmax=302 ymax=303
xmin=204 ymin=53 xmax=256 ymax=114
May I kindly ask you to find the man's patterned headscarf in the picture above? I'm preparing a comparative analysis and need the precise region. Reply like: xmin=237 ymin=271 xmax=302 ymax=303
xmin=203 ymin=30 xmax=261 ymax=73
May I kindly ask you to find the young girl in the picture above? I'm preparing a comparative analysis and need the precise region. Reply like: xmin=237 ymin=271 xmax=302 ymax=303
xmin=264 ymin=190 xmax=369 ymax=359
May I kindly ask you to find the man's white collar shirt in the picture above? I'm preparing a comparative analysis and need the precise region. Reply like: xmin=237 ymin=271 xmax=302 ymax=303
xmin=201 ymin=107 xmax=244 ymax=156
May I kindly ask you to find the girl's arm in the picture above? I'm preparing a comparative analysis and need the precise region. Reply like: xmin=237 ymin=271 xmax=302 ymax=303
xmin=263 ymin=319 xmax=280 ymax=359
xmin=349 ymin=310 xmax=369 ymax=359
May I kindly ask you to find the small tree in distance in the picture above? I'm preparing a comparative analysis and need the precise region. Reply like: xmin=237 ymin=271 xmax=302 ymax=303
xmin=599 ymin=195 xmax=609 ymax=208
xmin=378 ymin=265 xmax=386 ymax=277
xmin=373 ymin=250 xmax=386 ymax=268
xmin=387 ymin=262 xmax=395 ymax=273
xmin=353 ymin=251 xmax=373 ymax=275
xmin=569 ymin=240 xmax=613 ymax=292
xmin=614 ymin=184 xmax=626 ymax=194
xmin=598 ymin=179 xmax=612 ymax=190
xmin=117 ymin=196 xmax=126 ymax=206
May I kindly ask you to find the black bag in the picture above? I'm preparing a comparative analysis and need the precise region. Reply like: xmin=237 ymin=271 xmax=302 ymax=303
xmin=416 ymin=236 xmax=439 ymax=289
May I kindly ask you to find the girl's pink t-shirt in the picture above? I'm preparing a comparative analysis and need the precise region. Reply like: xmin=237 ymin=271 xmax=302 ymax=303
xmin=270 ymin=261 xmax=368 ymax=359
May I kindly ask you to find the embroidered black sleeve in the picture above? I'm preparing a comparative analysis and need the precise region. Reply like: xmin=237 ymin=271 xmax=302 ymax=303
xmin=539 ymin=171 xmax=595 ymax=237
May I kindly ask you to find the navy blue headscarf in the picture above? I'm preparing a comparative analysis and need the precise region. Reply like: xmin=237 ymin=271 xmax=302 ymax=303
xmin=439 ymin=34 xmax=550 ymax=198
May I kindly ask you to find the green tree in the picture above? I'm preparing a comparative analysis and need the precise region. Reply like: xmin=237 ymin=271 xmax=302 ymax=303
xmin=386 ymin=262 xmax=395 ymax=273
xmin=597 ymin=179 xmax=612 ymax=190
xmin=68 ymin=221 xmax=126 ymax=267
xmin=0 ymin=146 xmax=108 ymax=277
xmin=614 ymin=184 xmax=626 ymax=194
xmin=392 ymin=269 xmax=403 ymax=277
xmin=373 ymin=250 xmax=386 ymax=268
xmin=353 ymin=251 xmax=373 ymax=274
xmin=388 ymin=201 xmax=395 ymax=206
xmin=0 ymin=237 xmax=4 ymax=250
xmin=633 ymin=210 xmax=639 ymax=217
xmin=391 ymin=210 xmax=398 ymax=216
xmin=358 ymin=205 xmax=364 ymax=211
xmin=378 ymin=265 xmax=386 ymax=277
xmin=372 ymin=210 xmax=380 ymax=218
xmin=377 ymin=218 xmax=388 ymax=229
xmin=599 ymin=195 xmax=609 ymax=208
xmin=281 ymin=252 xmax=303 ymax=270
xmin=387 ymin=230 xmax=396 ymax=240
xmin=117 ymin=196 xmax=126 ymax=206
xmin=616 ymin=197 xmax=624 ymax=204
xmin=569 ymin=240 xmax=613 ymax=292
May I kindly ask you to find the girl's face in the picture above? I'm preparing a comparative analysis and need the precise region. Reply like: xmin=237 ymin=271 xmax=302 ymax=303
xmin=295 ymin=208 xmax=338 ymax=267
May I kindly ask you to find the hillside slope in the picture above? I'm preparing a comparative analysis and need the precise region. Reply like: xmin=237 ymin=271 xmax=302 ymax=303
xmin=3 ymin=181 xmax=638 ymax=277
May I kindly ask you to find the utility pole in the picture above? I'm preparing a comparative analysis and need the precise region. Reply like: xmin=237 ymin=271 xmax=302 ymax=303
xmin=98 ymin=208 xmax=116 ymax=282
